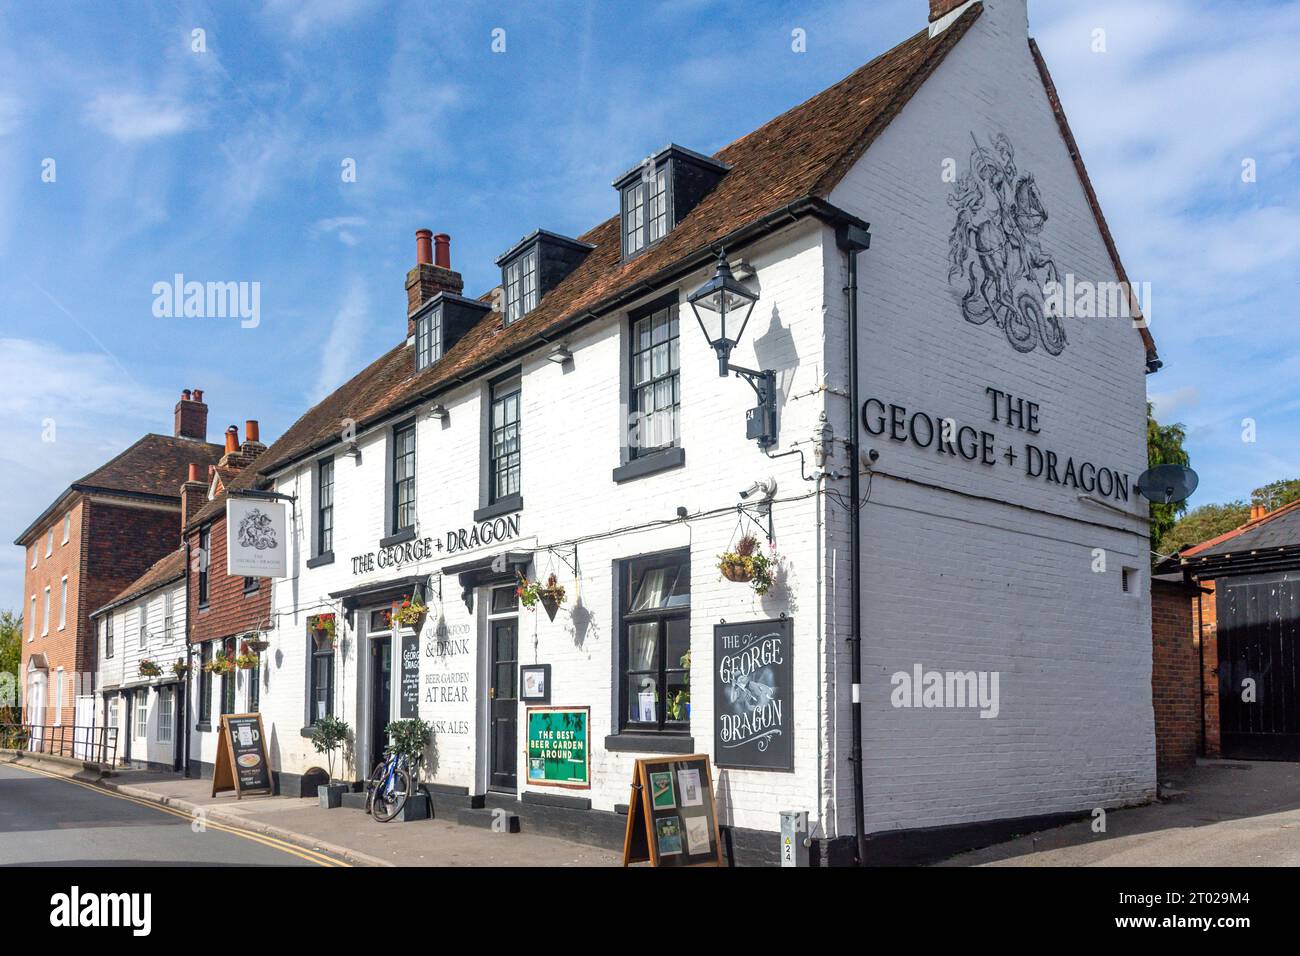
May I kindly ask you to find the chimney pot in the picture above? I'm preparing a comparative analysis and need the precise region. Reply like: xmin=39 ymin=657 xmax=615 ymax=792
xmin=245 ymin=420 xmax=260 ymax=443
xmin=416 ymin=229 xmax=433 ymax=265
xmin=182 ymin=389 xmax=192 ymax=401
xmin=224 ymin=425 xmax=239 ymax=454
xmin=187 ymin=462 xmax=200 ymax=482
xmin=434 ymin=233 xmax=451 ymax=269
xmin=192 ymin=388 xmax=203 ymax=402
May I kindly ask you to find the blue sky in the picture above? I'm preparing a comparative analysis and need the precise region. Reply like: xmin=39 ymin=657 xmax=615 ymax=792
xmin=1 ymin=0 xmax=1297 ymax=604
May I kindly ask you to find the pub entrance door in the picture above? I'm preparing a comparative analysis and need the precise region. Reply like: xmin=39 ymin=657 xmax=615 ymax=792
xmin=370 ymin=635 xmax=393 ymax=770
xmin=487 ymin=586 xmax=518 ymax=792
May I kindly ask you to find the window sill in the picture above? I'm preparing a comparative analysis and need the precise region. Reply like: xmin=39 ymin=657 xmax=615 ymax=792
xmin=380 ymin=527 xmax=416 ymax=549
xmin=306 ymin=551 xmax=335 ymax=569
xmin=195 ymin=722 xmax=211 ymax=733
xmin=612 ymin=446 xmax=685 ymax=484
xmin=603 ymin=733 xmax=695 ymax=754
xmin=474 ymin=493 xmax=523 ymax=523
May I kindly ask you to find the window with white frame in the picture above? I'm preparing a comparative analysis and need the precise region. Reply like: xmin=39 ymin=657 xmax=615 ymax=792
xmin=104 ymin=614 xmax=114 ymax=659
xmin=139 ymin=609 xmax=148 ymax=650
xmin=135 ymin=690 xmax=148 ymax=738
xmin=58 ymin=577 xmax=67 ymax=630
xmin=415 ymin=306 xmax=442 ymax=370
xmin=54 ymin=668 xmax=64 ymax=725
xmin=316 ymin=457 xmax=334 ymax=556
xmin=163 ymin=591 xmax=174 ymax=643
xmin=42 ymin=587 xmax=50 ymax=635
xmin=46 ymin=530 xmax=53 ymax=557
xmin=106 ymin=696 xmax=118 ymax=729
xmin=503 ymin=246 xmax=538 ymax=325
xmin=621 ymin=165 xmax=668 ymax=258
xmin=158 ymin=687 xmax=173 ymax=743
xmin=29 ymin=595 xmax=36 ymax=641
xmin=489 ymin=376 xmax=521 ymax=502
xmin=629 ymin=300 xmax=681 ymax=456
xmin=392 ymin=421 xmax=416 ymax=533
xmin=62 ymin=513 xmax=71 ymax=545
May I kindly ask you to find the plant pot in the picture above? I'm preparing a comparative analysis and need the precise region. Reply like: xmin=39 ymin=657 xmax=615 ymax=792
xmin=539 ymin=592 xmax=560 ymax=621
xmin=248 ymin=639 xmax=270 ymax=653
xmin=720 ymin=562 xmax=753 ymax=583
xmin=318 ymin=783 xmax=347 ymax=809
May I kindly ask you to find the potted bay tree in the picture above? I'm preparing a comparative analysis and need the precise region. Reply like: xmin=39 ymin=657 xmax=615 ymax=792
xmin=311 ymin=715 xmax=352 ymax=808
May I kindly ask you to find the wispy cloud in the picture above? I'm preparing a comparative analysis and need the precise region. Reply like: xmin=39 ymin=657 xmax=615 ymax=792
xmin=84 ymin=91 xmax=195 ymax=141
xmin=311 ymin=279 xmax=371 ymax=403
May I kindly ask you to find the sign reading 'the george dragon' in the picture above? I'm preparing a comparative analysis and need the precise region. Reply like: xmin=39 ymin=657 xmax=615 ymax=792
xmin=713 ymin=618 xmax=793 ymax=772
xmin=226 ymin=498 xmax=287 ymax=578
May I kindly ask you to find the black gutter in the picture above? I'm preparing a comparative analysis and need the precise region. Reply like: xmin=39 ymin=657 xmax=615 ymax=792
xmin=182 ymin=539 xmax=193 ymax=779
xmin=836 ymin=221 xmax=871 ymax=866
xmin=255 ymin=196 xmax=870 ymax=482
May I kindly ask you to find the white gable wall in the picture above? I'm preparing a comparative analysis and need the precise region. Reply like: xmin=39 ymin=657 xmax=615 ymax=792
xmin=825 ymin=0 xmax=1155 ymax=836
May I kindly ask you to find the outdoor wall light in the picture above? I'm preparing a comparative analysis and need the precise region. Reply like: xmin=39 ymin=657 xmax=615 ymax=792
xmin=546 ymin=344 xmax=573 ymax=364
xmin=427 ymin=403 xmax=449 ymax=421
xmin=688 ymin=250 xmax=777 ymax=449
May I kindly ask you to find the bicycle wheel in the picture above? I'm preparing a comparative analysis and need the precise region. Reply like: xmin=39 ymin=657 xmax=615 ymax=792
xmin=371 ymin=767 xmax=412 ymax=822
xmin=365 ymin=761 xmax=387 ymax=816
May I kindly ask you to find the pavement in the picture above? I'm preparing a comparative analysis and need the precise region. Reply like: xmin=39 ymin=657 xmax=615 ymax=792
xmin=937 ymin=759 xmax=1300 ymax=866
xmin=0 ymin=751 xmax=622 ymax=867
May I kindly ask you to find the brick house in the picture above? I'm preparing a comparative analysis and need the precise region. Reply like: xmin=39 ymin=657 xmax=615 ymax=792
xmin=180 ymin=421 xmax=272 ymax=776
xmin=13 ymin=390 xmax=222 ymax=734
xmin=1168 ymin=500 xmax=1300 ymax=761
xmin=197 ymin=0 xmax=1162 ymax=864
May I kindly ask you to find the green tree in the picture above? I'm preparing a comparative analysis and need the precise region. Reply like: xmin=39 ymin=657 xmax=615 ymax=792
xmin=1146 ymin=402 xmax=1190 ymax=550
xmin=1250 ymin=478 xmax=1300 ymax=512
xmin=1157 ymin=501 xmax=1251 ymax=557
xmin=1 ymin=610 xmax=21 ymax=718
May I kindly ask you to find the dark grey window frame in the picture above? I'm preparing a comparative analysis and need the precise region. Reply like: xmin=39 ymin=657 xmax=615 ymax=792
xmin=415 ymin=305 xmax=442 ymax=370
xmin=502 ymin=246 xmax=538 ymax=326
xmin=620 ymin=161 xmax=672 ymax=261
xmin=612 ymin=549 xmax=691 ymax=738
xmin=306 ymin=627 xmax=335 ymax=729
xmin=488 ymin=374 xmax=521 ymax=506
xmin=197 ymin=642 xmax=212 ymax=725
xmin=627 ymin=293 xmax=681 ymax=460
xmin=316 ymin=455 xmax=334 ymax=558
xmin=391 ymin=419 xmax=417 ymax=535
xmin=197 ymin=525 xmax=211 ymax=607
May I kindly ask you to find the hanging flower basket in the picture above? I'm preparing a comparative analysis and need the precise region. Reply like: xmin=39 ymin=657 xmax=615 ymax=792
xmin=309 ymin=613 xmax=336 ymax=641
xmin=138 ymin=659 xmax=163 ymax=678
xmin=235 ymin=653 xmax=260 ymax=670
xmin=170 ymin=660 xmax=191 ymax=679
xmin=204 ymin=653 xmax=235 ymax=675
xmin=246 ymin=636 xmax=270 ymax=654
xmin=718 ymin=535 xmax=779 ymax=595
xmin=392 ymin=595 xmax=427 ymax=630
xmin=538 ymin=574 xmax=566 ymax=621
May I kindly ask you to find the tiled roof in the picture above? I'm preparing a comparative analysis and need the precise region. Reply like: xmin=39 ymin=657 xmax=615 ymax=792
xmin=250 ymin=6 xmax=985 ymax=480
xmin=1181 ymin=499 xmax=1300 ymax=561
xmin=15 ymin=433 xmax=225 ymax=544
xmin=92 ymin=547 xmax=186 ymax=617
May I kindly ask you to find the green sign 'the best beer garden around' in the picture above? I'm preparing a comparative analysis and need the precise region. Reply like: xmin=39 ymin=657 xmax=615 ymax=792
xmin=526 ymin=707 xmax=590 ymax=788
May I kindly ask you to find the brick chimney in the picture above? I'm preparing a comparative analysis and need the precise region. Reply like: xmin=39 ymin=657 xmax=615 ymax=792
xmin=174 ymin=388 xmax=209 ymax=441
xmin=405 ymin=228 xmax=463 ymax=336
xmin=180 ymin=462 xmax=208 ymax=534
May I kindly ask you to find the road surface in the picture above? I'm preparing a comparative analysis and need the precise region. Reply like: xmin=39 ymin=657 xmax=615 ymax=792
xmin=0 ymin=763 xmax=343 ymax=866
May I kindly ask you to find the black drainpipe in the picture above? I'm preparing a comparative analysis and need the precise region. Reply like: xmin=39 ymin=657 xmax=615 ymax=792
xmin=183 ymin=539 xmax=193 ymax=779
xmin=837 ymin=222 xmax=870 ymax=865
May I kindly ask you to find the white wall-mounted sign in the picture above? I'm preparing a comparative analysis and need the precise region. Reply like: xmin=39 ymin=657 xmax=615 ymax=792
xmin=226 ymin=498 xmax=287 ymax=578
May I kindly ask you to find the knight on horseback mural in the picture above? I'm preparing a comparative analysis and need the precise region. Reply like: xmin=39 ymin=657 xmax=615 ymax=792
xmin=947 ymin=131 xmax=1067 ymax=355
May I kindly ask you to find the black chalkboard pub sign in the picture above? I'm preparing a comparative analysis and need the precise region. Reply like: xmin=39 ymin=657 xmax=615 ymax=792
xmin=713 ymin=617 xmax=793 ymax=771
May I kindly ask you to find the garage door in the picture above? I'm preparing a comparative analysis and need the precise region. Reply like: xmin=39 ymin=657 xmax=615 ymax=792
xmin=1218 ymin=570 xmax=1300 ymax=759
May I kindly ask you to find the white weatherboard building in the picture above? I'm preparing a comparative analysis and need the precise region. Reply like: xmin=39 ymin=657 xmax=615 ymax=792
xmin=222 ymin=0 xmax=1157 ymax=864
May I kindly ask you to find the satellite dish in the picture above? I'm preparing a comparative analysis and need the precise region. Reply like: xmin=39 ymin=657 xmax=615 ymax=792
xmin=1137 ymin=464 xmax=1199 ymax=505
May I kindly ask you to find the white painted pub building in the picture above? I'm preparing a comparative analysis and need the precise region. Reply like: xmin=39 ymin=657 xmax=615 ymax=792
xmin=177 ymin=0 xmax=1160 ymax=864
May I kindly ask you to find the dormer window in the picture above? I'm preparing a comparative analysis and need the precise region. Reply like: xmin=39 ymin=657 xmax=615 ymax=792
xmin=496 ymin=230 xmax=594 ymax=326
xmin=503 ymin=246 xmax=537 ymax=326
xmin=415 ymin=306 xmax=441 ymax=370
xmin=613 ymin=145 xmax=731 ymax=261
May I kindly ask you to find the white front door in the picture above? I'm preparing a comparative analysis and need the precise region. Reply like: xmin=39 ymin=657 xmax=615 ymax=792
xmin=26 ymin=674 xmax=45 ymax=751
xmin=74 ymin=695 xmax=95 ymax=758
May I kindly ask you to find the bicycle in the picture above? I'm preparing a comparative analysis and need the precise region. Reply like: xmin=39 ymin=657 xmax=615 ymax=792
xmin=365 ymin=749 xmax=419 ymax=822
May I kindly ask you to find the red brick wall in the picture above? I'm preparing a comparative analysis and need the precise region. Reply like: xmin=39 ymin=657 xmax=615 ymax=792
xmin=1195 ymin=580 xmax=1219 ymax=756
xmin=20 ymin=496 xmax=181 ymax=724
xmin=187 ymin=516 xmax=271 ymax=647
xmin=1151 ymin=579 xmax=1200 ymax=774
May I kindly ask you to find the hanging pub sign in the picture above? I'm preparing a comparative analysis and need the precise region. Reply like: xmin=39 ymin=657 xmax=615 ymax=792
xmin=212 ymin=713 xmax=273 ymax=798
xmin=525 ymin=706 xmax=589 ymax=788
xmin=400 ymin=633 xmax=420 ymax=718
xmin=623 ymin=754 xmax=723 ymax=867
xmin=226 ymin=497 xmax=287 ymax=578
xmin=713 ymin=617 xmax=794 ymax=771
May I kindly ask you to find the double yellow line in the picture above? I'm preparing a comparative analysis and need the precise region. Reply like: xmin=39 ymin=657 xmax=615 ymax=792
xmin=9 ymin=761 xmax=349 ymax=867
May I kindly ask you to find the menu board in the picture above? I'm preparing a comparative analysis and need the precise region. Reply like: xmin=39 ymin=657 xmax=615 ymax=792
xmin=622 ymin=754 xmax=723 ymax=867
xmin=400 ymin=634 xmax=420 ymax=719
xmin=212 ymin=713 xmax=272 ymax=798
xmin=713 ymin=617 xmax=794 ymax=771
xmin=525 ymin=707 xmax=589 ymax=788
